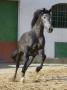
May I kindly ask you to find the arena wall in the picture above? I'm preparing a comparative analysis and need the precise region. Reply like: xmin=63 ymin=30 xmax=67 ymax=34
xmin=18 ymin=0 xmax=67 ymax=58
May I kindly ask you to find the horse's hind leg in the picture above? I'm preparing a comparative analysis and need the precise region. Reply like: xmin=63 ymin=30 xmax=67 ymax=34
xmin=36 ymin=49 xmax=46 ymax=72
xmin=21 ymin=52 xmax=29 ymax=81
xmin=21 ymin=55 xmax=36 ymax=82
xmin=13 ymin=52 xmax=22 ymax=81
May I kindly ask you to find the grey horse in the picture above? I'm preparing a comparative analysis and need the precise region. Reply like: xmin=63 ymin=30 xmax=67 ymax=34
xmin=12 ymin=8 xmax=53 ymax=82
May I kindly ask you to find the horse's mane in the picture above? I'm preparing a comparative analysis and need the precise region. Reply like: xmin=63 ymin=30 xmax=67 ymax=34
xmin=31 ymin=8 xmax=50 ymax=28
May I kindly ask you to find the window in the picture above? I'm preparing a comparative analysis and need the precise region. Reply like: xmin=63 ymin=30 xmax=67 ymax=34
xmin=52 ymin=3 xmax=67 ymax=28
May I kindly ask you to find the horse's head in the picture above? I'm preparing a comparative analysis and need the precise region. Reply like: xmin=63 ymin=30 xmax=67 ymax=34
xmin=41 ymin=8 xmax=53 ymax=33
xmin=31 ymin=8 xmax=53 ymax=33
xmin=31 ymin=8 xmax=49 ymax=28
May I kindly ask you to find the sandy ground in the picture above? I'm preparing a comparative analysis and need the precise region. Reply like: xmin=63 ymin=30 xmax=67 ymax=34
xmin=0 ymin=64 xmax=67 ymax=90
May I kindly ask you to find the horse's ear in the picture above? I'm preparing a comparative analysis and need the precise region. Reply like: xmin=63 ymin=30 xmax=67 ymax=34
xmin=42 ymin=8 xmax=51 ymax=14
xmin=42 ymin=8 xmax=46 ymax=12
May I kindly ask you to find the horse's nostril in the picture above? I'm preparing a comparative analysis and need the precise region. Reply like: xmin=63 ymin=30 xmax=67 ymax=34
xmin=51 ymin=28 xmax=53 ymax=31
xmin=49 ymin=28 xmax=53 ymax=32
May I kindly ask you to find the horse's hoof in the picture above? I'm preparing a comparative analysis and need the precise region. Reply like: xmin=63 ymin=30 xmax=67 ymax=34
xmin=20 ymin=77 xmax=25 ymax=83
xmin=36 ymin=67 xmax=41 ymax=72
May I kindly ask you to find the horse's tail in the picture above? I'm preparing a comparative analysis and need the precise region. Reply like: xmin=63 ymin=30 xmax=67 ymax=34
xmin=11 ymin=49 xmax=18 ymax=62
xmin=11 ymin=49 xmax=23 ymax=62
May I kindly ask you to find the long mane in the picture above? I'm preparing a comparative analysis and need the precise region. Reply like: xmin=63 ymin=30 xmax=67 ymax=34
xmin=31 ymin=8 xmax=50 ymax=28
xmin=31 ymin=9 xmax=42 ymax=28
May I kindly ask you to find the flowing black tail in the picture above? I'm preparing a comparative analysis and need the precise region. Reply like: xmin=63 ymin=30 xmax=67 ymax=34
xmin=11 ymin=50 xmax=18 ymax=62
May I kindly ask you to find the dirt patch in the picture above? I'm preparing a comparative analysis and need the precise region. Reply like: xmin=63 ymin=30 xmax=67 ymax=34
xmin=0 ymin=65 xmax=67 ymax=90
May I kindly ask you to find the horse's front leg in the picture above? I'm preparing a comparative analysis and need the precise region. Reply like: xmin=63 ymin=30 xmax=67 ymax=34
xmin=36 ymin=49 xmax=46 ymax=72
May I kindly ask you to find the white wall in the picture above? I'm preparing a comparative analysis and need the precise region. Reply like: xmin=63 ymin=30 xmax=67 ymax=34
xmin=18 ymin=0 xmax=67 ymax=58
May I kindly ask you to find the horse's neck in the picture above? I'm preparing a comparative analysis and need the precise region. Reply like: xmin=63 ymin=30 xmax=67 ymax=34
xmin=32 ymin=19 xmax=44 ymax=37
